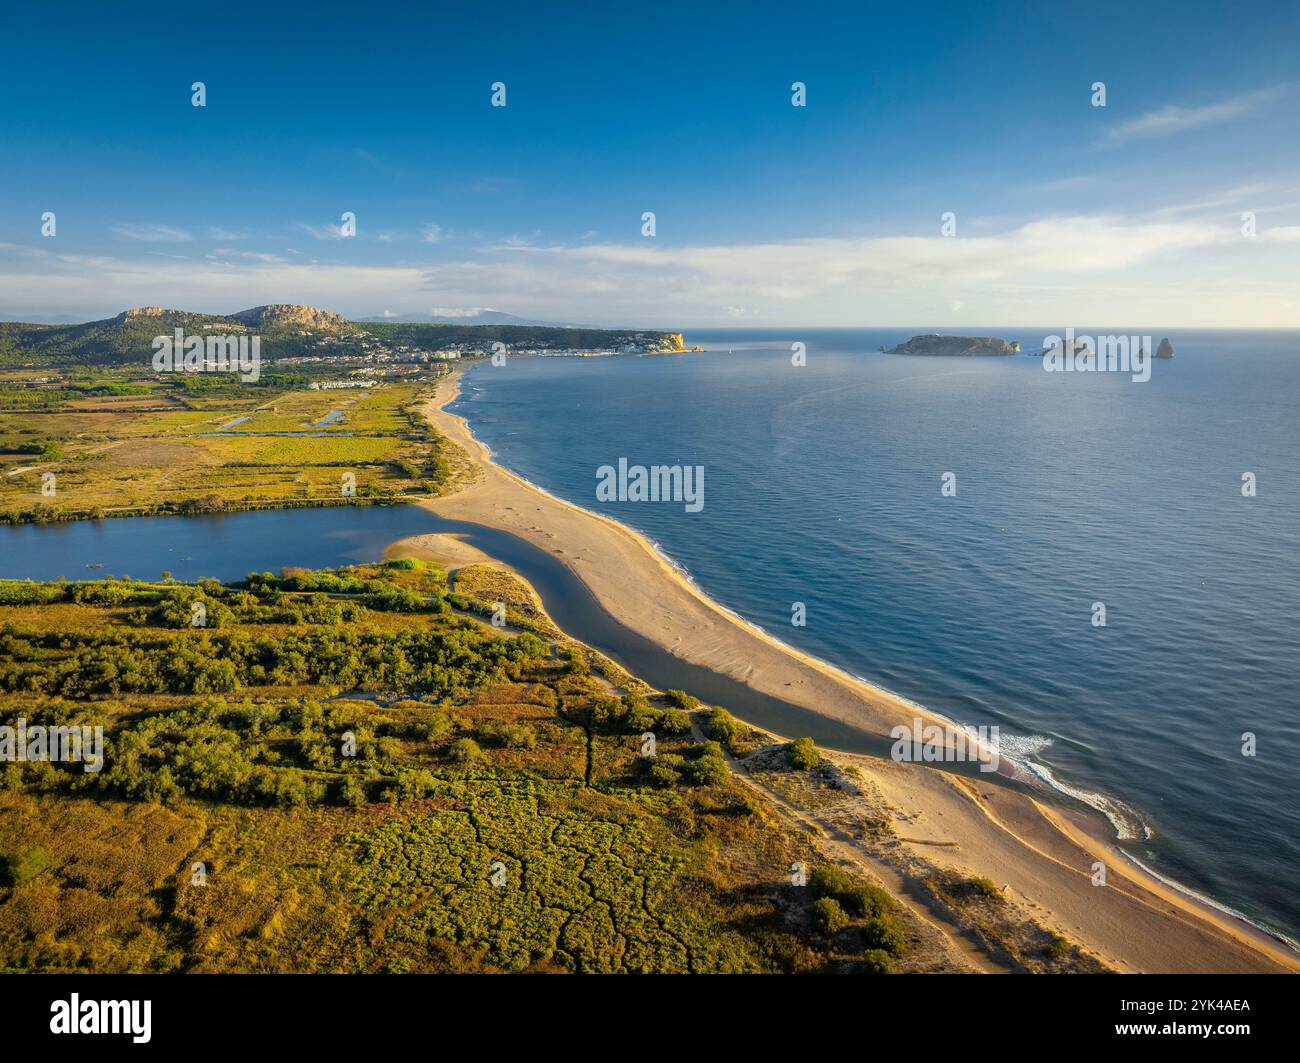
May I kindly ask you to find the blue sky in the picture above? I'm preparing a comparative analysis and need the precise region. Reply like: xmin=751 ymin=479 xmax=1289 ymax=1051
xmin=1 ymin=0 xmax=1298 ymax=325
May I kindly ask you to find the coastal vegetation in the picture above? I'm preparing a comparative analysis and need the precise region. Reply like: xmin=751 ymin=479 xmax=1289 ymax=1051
xmin=0 ymin=561 xmax=938 ymax=973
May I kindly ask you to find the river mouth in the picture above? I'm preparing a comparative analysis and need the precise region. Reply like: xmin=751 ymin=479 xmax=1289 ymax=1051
xmin=0 ymin=503 xmax=1030 ymax=782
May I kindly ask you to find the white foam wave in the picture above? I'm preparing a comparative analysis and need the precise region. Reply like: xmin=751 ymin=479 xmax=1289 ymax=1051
xmin=448 ymin=380 xmax=1300 ymax=948
xmin=1015 ymin=749 xmax=1153 ymax=841
xmin=1121 ymin=852 xmax=1300 ymax=955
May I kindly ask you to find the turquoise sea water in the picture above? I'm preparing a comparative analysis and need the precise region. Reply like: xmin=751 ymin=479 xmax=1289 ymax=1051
xmin=449 ymin=328 xmax=1300 ymax=944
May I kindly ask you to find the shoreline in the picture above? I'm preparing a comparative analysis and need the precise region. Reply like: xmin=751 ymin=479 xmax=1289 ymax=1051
xmin=429 ymin=371 xmax=992 ymax=754
xmin=413 ymin=363 xmax=1298 ymax=973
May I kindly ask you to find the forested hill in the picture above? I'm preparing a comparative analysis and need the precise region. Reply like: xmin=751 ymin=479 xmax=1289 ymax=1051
xmin=356 ymin=320 xmax=684 ymax=352
xmin=0 ymin=306 xmax=354 ymax=366
xmin=0 ymin=305 xmax=684 ymax=366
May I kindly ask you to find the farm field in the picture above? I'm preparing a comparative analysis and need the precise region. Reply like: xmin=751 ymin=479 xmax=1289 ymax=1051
xmin=0 ymin=373 xmax=451 ymax=523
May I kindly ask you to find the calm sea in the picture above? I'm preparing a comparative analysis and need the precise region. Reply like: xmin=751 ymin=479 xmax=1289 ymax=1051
xmin=450 ymin=327 xmax=1300 ymax=944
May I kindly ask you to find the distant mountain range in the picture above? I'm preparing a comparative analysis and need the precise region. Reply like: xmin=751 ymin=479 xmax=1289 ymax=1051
xmin=357 ymin=308 xmax=591 ymax=327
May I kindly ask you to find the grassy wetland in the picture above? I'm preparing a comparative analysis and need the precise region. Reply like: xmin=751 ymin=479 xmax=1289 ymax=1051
xmin=0 ymin=558 xmax=938 ymax=973
xmin=0 ymin=369 xmax=451 ymax=524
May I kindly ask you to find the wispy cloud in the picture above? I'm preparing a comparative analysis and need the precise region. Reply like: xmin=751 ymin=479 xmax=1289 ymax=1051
xmin=298 ymin=221 xmax=350 ymax=241
xmin=111 ymin=222 xmax=192 ymax=243
xmin=420 ymin=223 xmax=444 ymax=243
xmin=1101 ymin=86 xmax=1286 ymax=146
xmin=208 ymin=249 xmax=288 ymax=264
xmin=5 ymin=203 xmax=1299 ymax=327
xmin=1260 ymin=225 xmax=1300 ymax=243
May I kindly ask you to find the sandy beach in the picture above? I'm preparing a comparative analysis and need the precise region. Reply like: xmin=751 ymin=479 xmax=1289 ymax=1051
xmin=405 ymin=366 xmax=1298 ymax=974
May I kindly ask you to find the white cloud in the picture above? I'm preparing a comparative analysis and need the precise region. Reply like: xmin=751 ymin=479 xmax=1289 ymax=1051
xmin=3 ymin=204 xmax=1298 ymax=327
xmin=298 ymin=222 xmax=349 ymax=241
xmin=1260 ymin=225 xmax=1300 ymax=243
xmin=428 ymin=306 xmax=498 ymax=317
xmin=1102 ymin=86 xmax=1286 ymax=146
xmin=111 ymin=223 xmax=192 ymax=243
xmin=420 ymin=223 xmax=444 ymax=243
xmin=208 ymin=250 xmax=288 ymax=264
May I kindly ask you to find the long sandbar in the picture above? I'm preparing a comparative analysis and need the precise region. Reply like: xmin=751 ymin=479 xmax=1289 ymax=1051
xmin=416 ymin=366 xmax=1298 ymax=973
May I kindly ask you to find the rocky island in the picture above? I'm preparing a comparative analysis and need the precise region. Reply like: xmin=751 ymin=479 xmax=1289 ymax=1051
xmin=887 ymin=334 xmax=1020 ymax=356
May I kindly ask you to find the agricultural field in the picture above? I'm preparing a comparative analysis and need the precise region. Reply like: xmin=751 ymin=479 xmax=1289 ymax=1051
xmin=0 ymin=371 xmax=451 ymax=523
xmin=0 ymin=560 xmax=927 ymax=973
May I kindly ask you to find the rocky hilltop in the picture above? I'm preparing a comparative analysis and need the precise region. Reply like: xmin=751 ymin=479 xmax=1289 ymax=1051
xmin=116 ymin=304 xmax=354 ymax=333
xmin=887 ymin=334 xmax=1020 ymax=356
xmin=117 ymin=307 xmax=186 ymax=320
xmin=230 ymin=304 xmax=354 ymax=332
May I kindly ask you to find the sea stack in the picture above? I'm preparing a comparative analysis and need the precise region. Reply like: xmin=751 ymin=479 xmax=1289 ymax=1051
xmin=1155 ymin=337 xmax=1175 ymax=359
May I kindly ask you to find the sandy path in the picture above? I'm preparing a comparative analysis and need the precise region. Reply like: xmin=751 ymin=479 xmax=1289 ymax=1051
xmin=417 ymin=367 xmax=1298 ymax=974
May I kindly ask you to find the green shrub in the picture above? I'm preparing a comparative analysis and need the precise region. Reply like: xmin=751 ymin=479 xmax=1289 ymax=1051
xmin=704 ymin=707 xmax=751 ymax=753
xmin=968 ymin=876 xmax=1003 ymax=901
xmin=621 ymin=693 xmax=660 ymax=733
xmin=664 ymin=689 xmax=699 ymax=711
xmin=812 ymin=896 xmax=849 ymax=935
xmin=0 ymin=846 xmax=53 ymax=886
xmin=848 ymin=884 xmax=894 ymax=920
xmin=335 ymin=774 xmax=369 ymax=808
xmin=565 ymin=646 xmax=589 ymax=676
xmin=479 ymin=721 xmax=536 ymax=749
xmin=858 ymin=948 xmax=895 ymax=974
xmin=810 ymin=865 xmax=895 ymax=919
xmin=659 ymin=708 xmax=692 ymax=735
xmin=414 ymin=713 xmax=456 ymax=742
xmin=646 ymin=762 xmax=682 ymax=789
xmin=787 ymin=737 xmax=821 ymax=771
xmin=809 ymin=865 xmax=858 ymax=900
xmin=1045 ymin=932 xmax=1071 ymax=961
xmin=449 ymin=738 xmax=483 ymax=764
xmin=690 ymin=754 xmax=729 ymax=786
xmin=862 ymin=914 xmax=908 ymax=956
